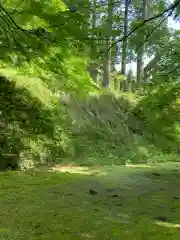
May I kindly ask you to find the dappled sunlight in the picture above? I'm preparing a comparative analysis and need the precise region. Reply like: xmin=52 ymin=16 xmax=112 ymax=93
xmin=79 ymin=233 xmax=93 ymax=239
xmin=49 ymin=162 xmax=180 ymax=182
xmin=155 ymin=221 xmax=180 ymax=229
xmin=0 ymin=0 xmax=180 ymax=238
xmin=0 ymin=68 xmax=53 ymax=106
xmin=137 ymin=145 xmax=149 ymax=155
xmin=50 ymin=165 xmax=107 ymax=176
xmin=126 ymin=162 xmax=180 ymax=170
xmin=126 ymin=164 xmax=154 ymax=168
xmin=0 ymin=164 xmax=180 ymax=239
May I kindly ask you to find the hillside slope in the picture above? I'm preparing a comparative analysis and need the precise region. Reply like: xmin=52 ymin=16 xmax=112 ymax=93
xmin=0 ymin=67 xmax=179 ymax=168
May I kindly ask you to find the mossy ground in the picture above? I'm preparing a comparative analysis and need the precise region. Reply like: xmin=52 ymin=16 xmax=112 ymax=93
xmin=0 ymin=163 xmax=180 ymax=239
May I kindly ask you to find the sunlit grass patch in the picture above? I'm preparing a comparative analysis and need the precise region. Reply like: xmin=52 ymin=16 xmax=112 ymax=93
xmin=50 ymin=165 xmax=107 ymax=176
xmin=0 ymin=164 xmax=179 ymax=239
xmin=126 ymin=164 xmax=154 ymax=168
xmin=155 ymin=221 xmax=180 ymax=229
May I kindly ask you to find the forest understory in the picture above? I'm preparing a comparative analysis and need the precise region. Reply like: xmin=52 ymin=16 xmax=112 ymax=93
xmin=0 ymin=1 xmax=180 ymax=239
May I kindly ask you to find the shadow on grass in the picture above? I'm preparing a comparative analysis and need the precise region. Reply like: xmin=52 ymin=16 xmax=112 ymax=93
xmin=0 ymin=163 xmax=179 ymax=239
xmin=50 ymin=163 xmax=180 ymax=224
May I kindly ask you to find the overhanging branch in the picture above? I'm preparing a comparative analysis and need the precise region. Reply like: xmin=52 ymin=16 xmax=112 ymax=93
xmin=135 ymin=8 xmax=174 ymax=52
xmin=107 ymin=0 xmax=180 ymax=52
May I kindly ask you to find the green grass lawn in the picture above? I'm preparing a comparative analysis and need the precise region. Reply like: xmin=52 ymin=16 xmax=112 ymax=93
xmin=0 ymin=163 xmax=180 ymax=239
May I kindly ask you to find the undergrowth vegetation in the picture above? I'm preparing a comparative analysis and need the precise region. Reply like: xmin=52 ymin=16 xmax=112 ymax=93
xmin=0 ymin=64 xmax=179 ymax=168
xmin=0 ymin=1 xmax=180 ymax=239
xmin=0 ymin=0 xmax=180 ymax=170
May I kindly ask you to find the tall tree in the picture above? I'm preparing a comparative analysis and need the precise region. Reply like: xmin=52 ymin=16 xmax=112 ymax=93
xmin=102 ymin=0 xmax=114 ymax=88
xmin=121 ymin=0 xmax=130 ymax=76
xmin=87 ymin=0 xmax=99 ymax=81
xmin=136 ymin=0 xmax=148 ymax=86
xmin=121 ymin=0 xmax=130 ymax=91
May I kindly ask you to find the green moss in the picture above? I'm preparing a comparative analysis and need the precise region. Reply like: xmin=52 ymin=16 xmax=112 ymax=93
xmin=0 ymin=164 xmax=180 ymax=239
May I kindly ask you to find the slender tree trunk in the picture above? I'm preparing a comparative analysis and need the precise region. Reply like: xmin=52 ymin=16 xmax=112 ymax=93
xmin=121 ymin=0 xmax=129 ymax=92
xmin=121 ymin=0 xmax=129 ymax=76
xmin=88 ymin=0 xmax=98 ymax=82
xmin=92 ymin=0 xmax=96 ymax=31
xmin=102 ymin=50 xmax=111 ymax=87
xmin=102 ymin=0 xmax=113 ymax=88
xmin=136 ymin=0 xmax=148 ymax=87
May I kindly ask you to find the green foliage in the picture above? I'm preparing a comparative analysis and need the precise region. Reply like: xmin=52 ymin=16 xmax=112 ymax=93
xmin=0 ymin=63 xmax=179 ymax=168
xmin=154 ymin=32 xmax=180 ymax=81
xmin=58 ymin=91 xmax=179 ymax=165
xmin=0 ymin=0 xmax=180 ymax=169
xmin=0 ymin=0 xmax=89 ymax=64
xmin=129 ymin=18 xmax=169 ymax=58
xmin=133 ymin=82 xmax=180 ymax=153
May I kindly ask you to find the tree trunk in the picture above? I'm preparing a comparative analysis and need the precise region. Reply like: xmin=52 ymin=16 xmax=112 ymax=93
xmin=102 ymin=0 xmax=113 ymax=88
xmin=143 ymin=53 xmax=160 ymax=81
xmin=136 ymin=0 xmax=148 ymax=86
xmin=102 ymin=50 xmax=111 ymax=88
xmin=87 ymin=63 xmax=98 ymax=82
xmin=121 ymin=0 xmax=129 ymax=76
xmin=127 ymin=68 xmax=133 ymax=92
xmin=121 ymin=0 xmax=129 ymax=91
xmin=92 ymin=0 xmax=96 ymax=31
xmin=88 ymin=0 xmax=98 ymax=82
